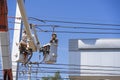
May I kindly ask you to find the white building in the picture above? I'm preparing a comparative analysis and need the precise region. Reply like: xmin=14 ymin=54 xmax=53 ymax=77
xmin=69 ymin=39 xmax=120 ymax=80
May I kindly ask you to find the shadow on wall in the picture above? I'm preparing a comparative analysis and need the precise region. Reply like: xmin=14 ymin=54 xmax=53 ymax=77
xmin=81 ymin=39 xmax=98 ymax=45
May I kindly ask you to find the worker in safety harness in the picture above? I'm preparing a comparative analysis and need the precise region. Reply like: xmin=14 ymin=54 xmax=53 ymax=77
xmin=50 ymin=33 xmax=58 ymax=44
xmin=19 ymin=30 xmax=28 ymax=62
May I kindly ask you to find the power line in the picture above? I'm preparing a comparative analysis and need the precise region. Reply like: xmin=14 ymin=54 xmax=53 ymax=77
xmin=38 ymin=30 xmax=120 ymax=34
xmin=11 ymin=62 xmax=120 ymax=69
xmin=9 ymin=26 xmax=120 ymax=34
xmin=9 ymin=21 xmax=120 ymax=31
xmin=43 ymin=20 xmax=120 ymax=26
xmin=8 ymin=16 xmax=120 ymax=26
xmin=8 ymin=21 xmax=21 ymax=24
xmin=28 ymin=62 xmax=120 ymax=69
xmin=0 ymin=69 xmax=119 ymax=76
xmin=38 ymin=67 xmax=120 ymax=71
xmin=29 ymin=17 xmax=120 ymax=26
xmin=35 ymin=24 xmax=120 ymax=31
xmin=3 ymin=63 xmax=120 ymax=72
xmin=17 ymin=70 xmax=120 ymax=75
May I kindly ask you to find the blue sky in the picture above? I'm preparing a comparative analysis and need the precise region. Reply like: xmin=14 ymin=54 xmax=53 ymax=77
xmin=8 ymin=0 xmax=120 ymax=78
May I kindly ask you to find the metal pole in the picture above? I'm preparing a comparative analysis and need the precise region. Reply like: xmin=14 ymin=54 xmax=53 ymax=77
xmin=28 ymin=64 xmax=31 ymax=80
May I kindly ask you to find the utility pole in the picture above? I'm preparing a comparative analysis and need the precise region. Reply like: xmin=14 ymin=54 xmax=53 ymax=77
xmin=0 ymin=0 xmax=13 ymax=80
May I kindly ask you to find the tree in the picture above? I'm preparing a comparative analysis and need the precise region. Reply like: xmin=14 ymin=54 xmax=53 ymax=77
xmin=42 ymin=77 xmax=49 ymax=80
xmin=42 ymin=71 xmax=62 ymax=80
xmin=54 ymin=71 xmax=62 ymax=80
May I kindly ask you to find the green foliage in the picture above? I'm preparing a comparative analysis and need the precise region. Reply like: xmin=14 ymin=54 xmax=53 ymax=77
xmin=42 ymin=71 xmax=62 ymax=80
xmin=42 ymin=77 xmax=49 ymax=80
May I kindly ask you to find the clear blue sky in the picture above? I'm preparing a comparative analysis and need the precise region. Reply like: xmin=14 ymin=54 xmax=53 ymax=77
xmin=8 ymin=0 xmax=120 ymax=78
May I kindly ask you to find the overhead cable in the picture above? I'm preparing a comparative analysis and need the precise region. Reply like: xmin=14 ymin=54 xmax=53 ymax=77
xmin=35 ymin=24 xmax=120 ymax=31
xmin=8 ymin=16 xmax=120 ymax=26
xmin=29 ymin=17 xmax=120 ymax=26
xmin=28 ymin=62 xmax=120 ymax=68
xmin=38 ymin=30 xmax=120 ymax=34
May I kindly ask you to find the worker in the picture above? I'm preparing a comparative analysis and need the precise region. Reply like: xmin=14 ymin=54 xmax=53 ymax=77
xmin=19 ymin=30 xmax=28 ymax=62
xmin=50 ymin=33 xmax=58 ymax=44
xmin=41 ymin=44 xmax=50 ymax=56
xmin=19 ymin=30 xmax=27 ymax=52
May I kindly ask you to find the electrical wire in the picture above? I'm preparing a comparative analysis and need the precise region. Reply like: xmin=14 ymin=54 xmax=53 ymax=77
xmin=11 ymin=70 xmax=120 ymax=75
xmin=9 ymin=26 xmax=120 ymax=34
xmin=40 ymin=63 xmax=120 ymax=68
xmin=1 ymin=66 xmax=120 ymax=79
xmin=32 ymin=70 xmax=120 ymax=75
xmin=9 ymin=21 xmax=120 ymax=31
xmin=9 ymin=16 xmax=120 ymax=26
xmin=29 ymin=62 xmax=120 ymax=68
xmin=32 ymin=66 xmax=120 ymax=72
xmin=35 ymin=24 xmax=120 ymax=31
xmin=10 ymin=62 xmax=120 ymax=69
xmin=8 ymin=21 xmax=21 ymax=24
xmin=0 ymin=69 xmax=119 ymax=75
xmin=8 ymin=20 xmax=120 ymax=35
xmin=1 ymin=62 xmax=120 ymax=72
xmin=38 ymin=30 xmax=120 ymax=34
xmin=28 ymin=17 xmax=120 ymax=26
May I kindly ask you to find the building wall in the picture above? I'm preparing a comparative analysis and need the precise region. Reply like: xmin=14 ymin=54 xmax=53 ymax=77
xmin=69 ymin=39 xmax=120 ymax=80
xmin=69 ymin=76 xmax=120 ymax=80
xmin=80 ymin=50 xmax=120 ymax=76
